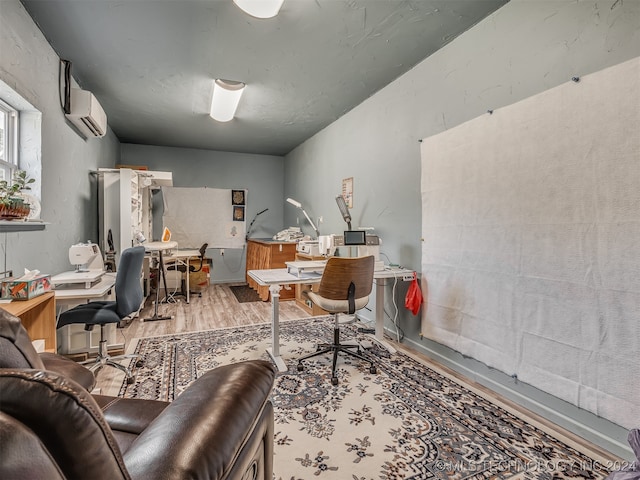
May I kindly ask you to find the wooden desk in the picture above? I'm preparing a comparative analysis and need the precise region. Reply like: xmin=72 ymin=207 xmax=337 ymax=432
xmin=294 ymin=252 xmax=328 ymax=315
xmin=0 ymin=291 xmax=56 ymax=352
xmin=246 ymin=239 xmax=297 ymax=301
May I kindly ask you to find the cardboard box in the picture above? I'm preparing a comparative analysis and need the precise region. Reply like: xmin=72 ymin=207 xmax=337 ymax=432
xmin=2 ymin=275 xmax=52 ymax=300
xmin=189 ymin=263 xmax=210 ymax=292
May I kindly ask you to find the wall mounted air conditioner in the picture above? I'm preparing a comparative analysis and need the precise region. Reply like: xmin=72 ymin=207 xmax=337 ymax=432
xmin=65 ymin=88 xmax=107 ymax=138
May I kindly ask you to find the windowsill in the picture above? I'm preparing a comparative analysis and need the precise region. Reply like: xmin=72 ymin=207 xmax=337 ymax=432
xmin=0 ymin=220 xmax=47 ymax=232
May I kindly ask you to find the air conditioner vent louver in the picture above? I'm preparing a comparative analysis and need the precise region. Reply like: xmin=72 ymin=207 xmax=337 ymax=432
xmin=80 ymin=116 xmax=102 ymax=137
xmin=65 ymin=88 xmax=107 ymax=138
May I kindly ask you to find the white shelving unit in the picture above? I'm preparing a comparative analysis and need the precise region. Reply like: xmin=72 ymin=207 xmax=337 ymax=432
xmin=97 ymin=168 xmax=172 ymax=265
xmin=55 ymin=169 xmax=172 ymax=356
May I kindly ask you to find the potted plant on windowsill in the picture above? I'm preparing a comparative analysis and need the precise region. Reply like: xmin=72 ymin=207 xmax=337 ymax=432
xmin=0 ymin=170 xmax=35 ymax=220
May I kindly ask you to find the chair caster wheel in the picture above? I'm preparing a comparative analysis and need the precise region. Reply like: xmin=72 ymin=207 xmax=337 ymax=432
xmin=369 ymin=366 xmax=377 ymax=374
xmin=126 ymin=375 xmax=136 ymax=384
xmin=297 ymin=363 xmax=304 ymax=372
xmin=331 ymin=377 xmax=339 ymax=386
xmin=135 ymin=360 xmax=144 ymax=368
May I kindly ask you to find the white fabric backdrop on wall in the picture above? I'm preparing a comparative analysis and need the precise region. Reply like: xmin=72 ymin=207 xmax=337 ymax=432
xmin=420 ymin=57 xmax=639 ymax=429
xmin=161 ymin=186 xmax=246 ymax=249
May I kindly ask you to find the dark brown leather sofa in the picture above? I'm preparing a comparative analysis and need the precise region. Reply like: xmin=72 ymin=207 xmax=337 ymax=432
xmin=0 ymin=310 xmax=276 ymax=480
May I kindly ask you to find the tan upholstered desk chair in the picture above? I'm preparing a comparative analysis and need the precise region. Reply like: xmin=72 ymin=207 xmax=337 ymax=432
xmin=296 ymin=255 xmax=377 ymax=385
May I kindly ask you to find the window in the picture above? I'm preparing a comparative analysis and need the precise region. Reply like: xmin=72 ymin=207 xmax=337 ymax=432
xmin=0 ymin=98 xmax=19 ymax=182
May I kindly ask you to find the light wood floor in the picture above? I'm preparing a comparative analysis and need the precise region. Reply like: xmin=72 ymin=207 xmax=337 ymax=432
xmin=94 ymin=283 xmax=310 ymax=394
xmin=94 ymin=283 xmax=619 ymax=463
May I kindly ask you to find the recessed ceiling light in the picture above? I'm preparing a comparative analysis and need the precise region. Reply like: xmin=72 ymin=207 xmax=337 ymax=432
xmin=233 ymin=0 xmax=284 ymax=19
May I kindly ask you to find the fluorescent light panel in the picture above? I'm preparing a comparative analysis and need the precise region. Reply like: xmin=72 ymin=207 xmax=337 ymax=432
xmin=233 ymin=0 xmax=284 ymax=19
xmin=210 ymin=79 xmax=245 ymax=122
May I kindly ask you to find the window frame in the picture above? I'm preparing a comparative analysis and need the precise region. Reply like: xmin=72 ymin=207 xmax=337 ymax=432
xmin=0 ymin=98 xmax=19 ymax=182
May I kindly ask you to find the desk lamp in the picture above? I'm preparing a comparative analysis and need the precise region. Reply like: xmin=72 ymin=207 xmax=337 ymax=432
xmin=286 ymin=198 xmax=319 ymax=238
xmin=335 ymin=195 xmax=352 ymax=230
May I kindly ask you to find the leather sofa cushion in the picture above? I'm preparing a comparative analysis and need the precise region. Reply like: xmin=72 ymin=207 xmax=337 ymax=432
xmin=40 ymin=352 xmax=96 ymax=391
xmin=0 ymin=309 xmax=46 ymax=370
xmin=0 ymin=369 xmax=130 ymax=480
xmin=124 ymin=360 xmax=275 ymax=480
xmin=0 ymin=412 xmax=66 ymax=480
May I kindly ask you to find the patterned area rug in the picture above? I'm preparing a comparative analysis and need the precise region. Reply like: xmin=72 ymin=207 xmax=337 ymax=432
xmin=119 ymin=317 xmax=612 ymax=479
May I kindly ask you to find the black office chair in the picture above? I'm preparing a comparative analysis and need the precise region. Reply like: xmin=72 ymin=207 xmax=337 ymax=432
xmin=166 ymin=242 xmax=208 ymax=297
xmin=296 ymin=255 xmax=377 ymax=385
xmin=57 ymin=246 xmax=145 ymax=383
xmin=167 ymin=243 xmax=208 ymax=274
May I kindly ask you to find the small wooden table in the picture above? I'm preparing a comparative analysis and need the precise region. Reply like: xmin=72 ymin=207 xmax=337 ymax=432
xmin=0 ymin=291 xmax=56 ymax=352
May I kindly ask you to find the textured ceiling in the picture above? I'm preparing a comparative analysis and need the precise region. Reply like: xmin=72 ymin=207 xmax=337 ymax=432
xmin=21 ymin=0 xmax=507 ymax=155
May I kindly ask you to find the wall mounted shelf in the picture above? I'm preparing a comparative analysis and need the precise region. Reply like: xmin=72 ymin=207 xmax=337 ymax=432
xmin=0 ymin=220 xmax=47 ymax=233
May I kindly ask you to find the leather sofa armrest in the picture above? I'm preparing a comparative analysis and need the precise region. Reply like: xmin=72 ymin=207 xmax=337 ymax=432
xmin=123 ymin=360 xmax=275 ymax=480
xmin=93 ymin=395 xmax=170 ymax=434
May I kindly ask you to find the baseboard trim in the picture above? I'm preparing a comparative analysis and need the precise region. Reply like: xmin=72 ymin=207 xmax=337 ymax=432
xmin=396 ymin=332 xmax=633 ymax=459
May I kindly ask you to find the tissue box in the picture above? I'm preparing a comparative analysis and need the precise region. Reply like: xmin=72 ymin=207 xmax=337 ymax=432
xmin=2 ymin=275 xmax=52 ymax=300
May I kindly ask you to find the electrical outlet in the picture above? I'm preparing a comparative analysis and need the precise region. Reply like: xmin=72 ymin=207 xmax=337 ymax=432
xmin=402 ymin=274 xmax=414 ymax=281
xmin=220 ymin=249 xmax=224 ymax=256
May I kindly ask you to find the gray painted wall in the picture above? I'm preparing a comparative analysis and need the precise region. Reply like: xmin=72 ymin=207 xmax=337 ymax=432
xmin=3 ymin=0 xmax=639 ymax=458
xmin=121 ymin=144 xmax=286 ymax=283
xmin=0 ymin=1 xmax=120 ymax=277
xmin=284 ymin=0 xmax=640 ymax=458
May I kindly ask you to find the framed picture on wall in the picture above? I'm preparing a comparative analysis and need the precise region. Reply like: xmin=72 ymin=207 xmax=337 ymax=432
xmin=233 ymin=206 xmax=245 ymax=221
xmin=342 ymin=177 xmax=353 ymax=208
xmin=232 ymin=189 xmax=245 ymax=205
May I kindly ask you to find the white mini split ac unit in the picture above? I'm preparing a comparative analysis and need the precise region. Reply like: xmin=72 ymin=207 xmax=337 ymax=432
xmin=65 ymin=88 xmax=107 ymax=138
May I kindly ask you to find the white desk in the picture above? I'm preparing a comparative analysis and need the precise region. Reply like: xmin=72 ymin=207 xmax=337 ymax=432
xmin=52 ymin=270 xmax=105 ymax=289
xmin=54 ymin=272 xmax=118 ymax=355
xmin=247 ymin=265 xmax=415 ymax=372
xmin=163 ymin=249 xmax=202 ymax=304
xmin=54 ymin=272 xmax=116 ymax=311
xmin=144 ymin=241 xmax=178 ymax=321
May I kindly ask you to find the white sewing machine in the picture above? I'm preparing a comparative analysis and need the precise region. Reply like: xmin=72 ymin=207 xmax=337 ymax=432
xmin=52 ymin=243 xmax=106 ymax=288
xmin=334 ymin=233 xmax=385 ymax=271
xmin=297 ymin=240 xmax=320 ymax=256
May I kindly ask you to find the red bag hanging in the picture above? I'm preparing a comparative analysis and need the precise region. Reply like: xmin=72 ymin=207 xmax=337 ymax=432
xmin=404 ymin=275 xmax=423 ymax=315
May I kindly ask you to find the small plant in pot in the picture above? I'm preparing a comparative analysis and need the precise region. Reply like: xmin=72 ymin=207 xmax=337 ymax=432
xmin=0 ymin=170 xmax=35 ymax=220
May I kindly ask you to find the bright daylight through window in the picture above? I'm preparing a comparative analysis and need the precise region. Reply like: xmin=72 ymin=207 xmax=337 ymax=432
xmin=0 ymin=99 xmax=18 ymax=182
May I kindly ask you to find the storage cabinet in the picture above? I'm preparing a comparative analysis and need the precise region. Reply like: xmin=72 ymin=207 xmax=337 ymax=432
xmin=0 ymin=292 xmax=56 ymax=352
xmin=57 ymin=322 xmax=121 ymax=356
xmin=246 ymin=239 xmax=297 ymax=301
xmin=294 ymin=253 xmax=328 ymax=316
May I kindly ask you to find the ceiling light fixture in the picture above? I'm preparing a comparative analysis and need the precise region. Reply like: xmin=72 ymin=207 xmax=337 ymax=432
xmin=233 ymin=0 xmax=284 ymax=19
xmin=210 ymin=79 xmax=245 ymax=122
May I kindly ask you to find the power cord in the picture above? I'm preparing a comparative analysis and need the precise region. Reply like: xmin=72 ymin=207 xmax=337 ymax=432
xmin=375 ymin=268 xmax=406 ymax=343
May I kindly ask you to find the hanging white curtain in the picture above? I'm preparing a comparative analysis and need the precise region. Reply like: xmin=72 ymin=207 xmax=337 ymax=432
xmin=420 ymin=57 xmax=640 ymax=429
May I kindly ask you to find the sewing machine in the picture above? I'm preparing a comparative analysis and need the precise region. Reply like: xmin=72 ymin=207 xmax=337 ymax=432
xmin=69 ymin=243 xmax=105 ymax=272
xmin=296 ymin=240 xmax=320 ymax=256
xmin=334 ymin=233 xmax=385 ymax=271
xmin=52 ymin=243 xmax=106 ymax=288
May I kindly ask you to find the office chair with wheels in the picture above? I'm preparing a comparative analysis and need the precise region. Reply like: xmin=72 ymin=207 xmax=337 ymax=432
xmin=57 ymin=246 xmax=145 ymax=384
xmin=296 ymin=255 xmax=377 ymax=385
